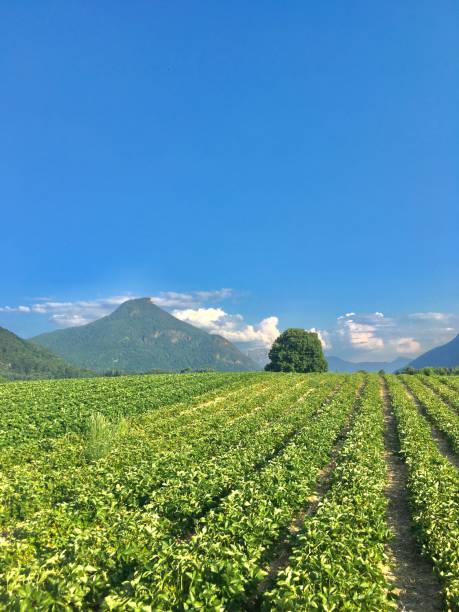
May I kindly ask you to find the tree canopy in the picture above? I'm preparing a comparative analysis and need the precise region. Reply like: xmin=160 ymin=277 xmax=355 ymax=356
xmin=265 ymin=328 xmax=328 ymax=373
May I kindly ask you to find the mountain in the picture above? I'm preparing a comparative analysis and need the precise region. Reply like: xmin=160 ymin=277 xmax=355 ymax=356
xmin=407 ymin=334 xmax=459 ymax=369
xmin=246 ymin=347 xmax=270 ymax=367
xmin=32 ymin=298 xmax=259 ymax=373
xmin=326 ymin=355 xmax=410 ymax=373
xmin=0 ymin=326 xmax=93 ymax=380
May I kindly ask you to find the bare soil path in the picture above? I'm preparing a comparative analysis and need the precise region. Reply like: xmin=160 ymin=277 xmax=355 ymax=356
xmin=381 ymin=378 xmax=443 ymax=611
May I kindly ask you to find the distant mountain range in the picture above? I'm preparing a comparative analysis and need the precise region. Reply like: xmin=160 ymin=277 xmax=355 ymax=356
xmin=32 ymin=298 xmax=258 ymax=373
xmin=246 ymin=347 xmax=270 ymax=367
xmin=4 ymin=296 xmax=457 ymax=378
xmin=0 ymin=326 xmax=92 ymax=380
xmin=407 ymin=334 xmax=459 ymax=369
xmin=326 ymin=355 xmax=410 ymax=373
xmin=245 ymin=348 xmax=410 ymax=373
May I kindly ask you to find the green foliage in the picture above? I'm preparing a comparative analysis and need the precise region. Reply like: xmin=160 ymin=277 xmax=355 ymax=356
xmin=265 ymin=376 xmax=394 ymax=610
xmin=265 ymin=328 xmax=327 ymax=373
xmin=401 ymin=365 xmax=459 ymax=376
xmin=0 ymin=326 xmax=94 ymax=381
xmin=2 ymin=372 xmax=459 ymax=609
xmin=386 ymin=375 xmax=459 ymax=608
xmin=0 ymin=371 xmax=256 ymax=449
xmin=402 ymin=374 xmax=459 ymax=454
xmin=84 ymin=412 xmax=128 ymax=461
xmin=32 ymin=298 xmax=258 ymax=373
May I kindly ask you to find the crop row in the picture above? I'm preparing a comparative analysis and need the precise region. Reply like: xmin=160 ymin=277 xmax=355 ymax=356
xmin=442 ymin=376 xmax=459 ymax=392
xmin=385 ymin=375 xmax=459 ymax=608
xmin=0 ymin=375 xmax=273 ymax=471
xmin=93 ymin=375 xmax=364 ymax=609
xmin=265 ymin=374 xmax=393 ymax=610
xmin=0 ymin=371 xmax=261 ymax=448
xmin=0 ymin=374 xmax=346 ymax=607
xmin=0 ymin=374 xmax=321 ymax=524
xmin=418 ymin=375 xmax=459 ymax=413
xmin=402 ymin=374 xmax=459 ymax=456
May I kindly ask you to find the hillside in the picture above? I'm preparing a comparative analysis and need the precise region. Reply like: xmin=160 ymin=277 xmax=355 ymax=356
xmin=32 ymin=298 xmax=258 ymax=373
xmin=0 ymin=326 xmax=93 ymax=380
xmin=326 ymin=355 xmax=410 ymax=373
xmin=408 ymin=334 xmax=459 ymax=369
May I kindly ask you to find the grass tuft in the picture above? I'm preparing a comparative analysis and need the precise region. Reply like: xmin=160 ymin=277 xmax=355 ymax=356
xmin=84 ymin=412 xmax=125 ymax=461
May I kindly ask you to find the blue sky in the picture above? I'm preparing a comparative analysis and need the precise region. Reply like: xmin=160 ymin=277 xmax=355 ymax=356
xmin=1 ymin=2 xmax=458 ymax=361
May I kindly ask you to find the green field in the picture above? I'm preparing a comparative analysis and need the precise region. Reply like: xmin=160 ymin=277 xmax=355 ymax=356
xmin=1 ymin=372 xmax=459 ymax=609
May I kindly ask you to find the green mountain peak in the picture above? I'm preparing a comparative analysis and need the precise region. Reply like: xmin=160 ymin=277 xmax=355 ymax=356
xmin=32 ymin=298 xmax=258 ymax=373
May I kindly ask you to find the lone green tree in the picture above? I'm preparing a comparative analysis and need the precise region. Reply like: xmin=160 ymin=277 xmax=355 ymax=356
xmin=265 ymin=328 xmax=328 ymax=373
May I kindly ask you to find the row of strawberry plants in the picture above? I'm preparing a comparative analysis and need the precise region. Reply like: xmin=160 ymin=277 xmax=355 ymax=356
xmin=0 ymin=371 xmax=260 ymax=448
xmin=0 ymin=376 xmax=343 ymax=607
xmin=0 ymin=374 xmax=271 ymax=471
xmin=94 ymin=376 xmax=364 ymax=610
xmin=442 ymin=376 xmax=459 ymax=392
xmin=0 ymin=375 xmax=315 ymax=524
xmin=264 ymin=374 xmax=394 ymax=610
xmin=419 ymin=375 xmax=459 ymax=413
xmin=386 ymin=375 xmax=459 ymax=609
xmin=402 ymin=374 xmax=459 ymax=455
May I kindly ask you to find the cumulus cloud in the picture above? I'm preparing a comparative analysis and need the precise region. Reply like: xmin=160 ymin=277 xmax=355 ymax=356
xmin=308 ymin=327 xmax=332 ymax=350
xmin=345 ymin=321 xmax=384 ymax=350
xmin=171 ymin=307 xmax=228 ymax=327
xmin=172 ymin=307 xmax=280 ymax=348
xmin=336 ymin=313 xmax=385 ymax=351
xmin=390 ymin=337 xmax=421 ymax=354
xmin=323 ymin=309 xmax=459 ymax=360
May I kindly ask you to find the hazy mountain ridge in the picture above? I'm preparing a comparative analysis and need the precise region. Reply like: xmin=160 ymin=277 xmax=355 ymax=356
xmin=32 ymin=298 xmax=258 ymax=373
xmin=245 ymin=347 xmax=410 ymax=372
xmin=0 ymin=326 xmax=93 ymax=380
xmin=326 ymin=355 xmax=410 ymax=373
xmin=408 ymin=334 xmax=459 ymax=369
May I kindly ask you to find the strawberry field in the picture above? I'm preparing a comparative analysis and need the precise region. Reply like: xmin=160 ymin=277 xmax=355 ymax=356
xmin=1 ymin=371 xmax=459 ymax=609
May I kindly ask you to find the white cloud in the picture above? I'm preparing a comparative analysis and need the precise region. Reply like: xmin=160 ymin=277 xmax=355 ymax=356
xmin=0 ymin=290 xmax=280 ymax=349
xmin=390 ymin=337 xmax=421 ymax=354
xmin=172 ymin=307 xmax=280 ymax=348
xmin=150 ymin=289 xmax=233 ymax=309
xmin=308 ymin=327 xmax=332 ymax=350
xmin=171 ymin=307 xmax=227 ymax=327
xmin=327 ymin=309 xmax=459 ymax=360
xmin=50 ymin=313 xmax=94 ymax=327
xmin=345 ymin=320 xmax=384 ymax=350
xmin=0 ymin=295 xmax=137 ymax=327
xmin=335 ymin=313 xmax=385 ymax=351
xmin=0 ymin=289 xmax=234 ymax=329
xmin=409 ymin=312 xmax=450 ymax=321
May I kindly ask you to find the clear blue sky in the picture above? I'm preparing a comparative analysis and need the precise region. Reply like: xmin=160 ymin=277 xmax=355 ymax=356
xmin=1 ymin=1 xmax=458 ymax=360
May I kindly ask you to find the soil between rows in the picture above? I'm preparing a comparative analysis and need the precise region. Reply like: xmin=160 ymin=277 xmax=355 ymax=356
xmin=381 ymin=378 xmax=442 ymax=611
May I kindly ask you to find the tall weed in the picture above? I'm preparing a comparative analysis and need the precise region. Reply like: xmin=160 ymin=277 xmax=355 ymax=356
xmin=84 ymin=412 xmax=126 ymax=461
